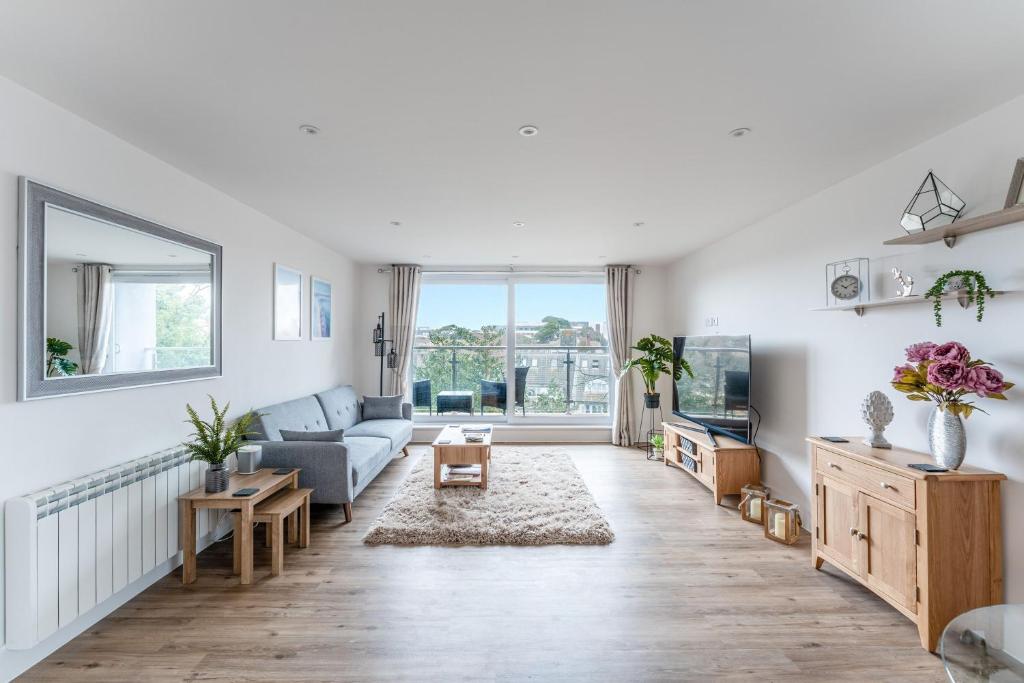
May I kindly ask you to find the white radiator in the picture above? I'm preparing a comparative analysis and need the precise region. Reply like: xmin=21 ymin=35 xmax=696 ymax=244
xmin=4 ymin=448 xmax=214 ymax=650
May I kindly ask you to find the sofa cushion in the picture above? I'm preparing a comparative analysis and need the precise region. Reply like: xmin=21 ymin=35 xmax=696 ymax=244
xmin=315 ymin=386 xmax=361 ymax=431
xmin=344 ymin=436 xmax=392 ymax=489
xmin=346 ymin=419 xmax=412 ymax=450
xmin=280 ymin=428 xmax=344 ymax=442
xmin=250 ymin=395 xmax=329 ymax=442
xmin=362 ymin=395 xmax=404 ymax=420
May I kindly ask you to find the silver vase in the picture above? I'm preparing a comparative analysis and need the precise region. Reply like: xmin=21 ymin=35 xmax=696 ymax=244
xmin=205 ymin=463 xmax=230 ymax=493
xmin=927 ymin=406 xmax=966 ymax=470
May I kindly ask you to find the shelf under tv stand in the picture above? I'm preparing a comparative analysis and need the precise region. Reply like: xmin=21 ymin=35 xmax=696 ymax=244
xmin=661 ymin=419 xmax=761 ymax=506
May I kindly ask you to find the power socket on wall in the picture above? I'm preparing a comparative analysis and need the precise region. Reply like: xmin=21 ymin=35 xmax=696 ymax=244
xmin=705 ymin=316 xmax=719 ymax=328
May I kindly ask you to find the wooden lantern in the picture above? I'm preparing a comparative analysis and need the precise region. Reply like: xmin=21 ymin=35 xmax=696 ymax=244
xmin=738 ymin=484 xmax=770 ymax=525
xmin=764 ymin=498 xmax=801 ymax=545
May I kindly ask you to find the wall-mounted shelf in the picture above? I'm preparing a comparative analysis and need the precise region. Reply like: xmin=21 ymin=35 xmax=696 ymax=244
xmin=883 ymin=204 xmax=1024 ymax=248
xmin=812 ymin=290 xmax=1010 ymax=317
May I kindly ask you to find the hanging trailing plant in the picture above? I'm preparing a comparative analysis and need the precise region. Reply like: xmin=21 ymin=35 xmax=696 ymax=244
xmin=925 ymin=270 xmax=994 ymax=327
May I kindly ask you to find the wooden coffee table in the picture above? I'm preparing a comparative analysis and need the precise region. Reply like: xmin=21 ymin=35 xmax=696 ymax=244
xmin=433 ymin=424 xmax=492 ymax=489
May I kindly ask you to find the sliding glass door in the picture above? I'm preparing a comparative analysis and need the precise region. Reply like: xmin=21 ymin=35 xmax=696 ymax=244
xmin=410 ymin=273 xmax=611 ymax=424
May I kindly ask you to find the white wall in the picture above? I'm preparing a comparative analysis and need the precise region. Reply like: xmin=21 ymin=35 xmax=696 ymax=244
xmin=0 ymin=76 xmax=356 ymax=677
xmin=43 ymin=263 xmax=80 ymax=368
xmin=354 ymin=264 xmax=670 ymax=443
xmin=669 ymin=95 xmax=1024 ymax=602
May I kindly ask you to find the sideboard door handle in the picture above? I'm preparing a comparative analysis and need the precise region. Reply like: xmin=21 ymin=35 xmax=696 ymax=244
xmin=849 ymin=527 xmax=858 ymax=536
xmin=880 ymin=482 xmax=895 ymax=491
xmin=828 ymin=462 xmax=841 ymax=470
xmin=857 ymin=532 xmax=868 ymax=541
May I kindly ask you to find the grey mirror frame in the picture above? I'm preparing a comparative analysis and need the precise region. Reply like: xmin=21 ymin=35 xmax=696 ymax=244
xmin=18 ymin=178 xmax=223 ymax=400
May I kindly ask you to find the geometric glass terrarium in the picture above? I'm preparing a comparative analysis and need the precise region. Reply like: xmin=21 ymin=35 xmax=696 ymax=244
xmin=764 ymin=498 xmax=801 ymax=545
xmin=739 ymin=484 xmax=770 ymax=525
xmin=900 ymin=171 xmax=966 ymax=234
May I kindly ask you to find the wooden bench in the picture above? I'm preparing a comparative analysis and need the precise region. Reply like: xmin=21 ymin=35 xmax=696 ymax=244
xmin=233 ymin=487 xmax=312 ymax=578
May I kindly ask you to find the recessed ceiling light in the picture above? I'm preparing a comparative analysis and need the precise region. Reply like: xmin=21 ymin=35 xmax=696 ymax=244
xmin=74 ymin=252 xmax=87 ymax=257
xmin=512 ymin=221 xmax=525 ymax=228
xmin=728 ymin=127 xmax=751 ymax=138
xmin=633 ymin=221 xmax=645 ymax=228
xmin=299 ymin=124 xmax=320 ymax=136
xmin=390 ymin=220 xmax=402 ymax=227
xmin=511 ymin=255 xmax=520 ymax=259
xmin=598 ymin=255 xmax=607 ymax=259
xmin=167 ymin=254 xmax=178 ymax=258
xmin=518 ymin=125 xmax=539 ymax=137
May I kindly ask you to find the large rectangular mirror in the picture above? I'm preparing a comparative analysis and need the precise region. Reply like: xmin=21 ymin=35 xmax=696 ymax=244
xmin=19 ymin=179 xmax=222 ymax=400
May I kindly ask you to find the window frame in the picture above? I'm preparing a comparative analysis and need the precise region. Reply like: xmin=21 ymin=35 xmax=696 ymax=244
xmin=411 ymin=272 xmax=613 ymax=426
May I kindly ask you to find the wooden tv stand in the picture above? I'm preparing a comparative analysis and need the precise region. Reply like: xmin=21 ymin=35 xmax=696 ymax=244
xmin=661 ymin=420 xmax=760 ymax=505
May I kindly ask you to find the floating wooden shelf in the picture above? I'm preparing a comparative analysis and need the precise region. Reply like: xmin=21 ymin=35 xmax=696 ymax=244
xmin=812 ymin=291 xmax=1010 ymax=317
xmin=883 ymin=204 xmax=1024 ymax=248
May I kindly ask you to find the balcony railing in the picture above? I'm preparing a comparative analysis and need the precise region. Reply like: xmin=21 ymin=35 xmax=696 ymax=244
xmin=411 ymin=345 xmax=610 ymax=417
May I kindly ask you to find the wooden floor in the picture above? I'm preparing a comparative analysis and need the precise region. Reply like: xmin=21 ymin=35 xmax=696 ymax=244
xmin=21 ymin=445 xmax=946 ymax=682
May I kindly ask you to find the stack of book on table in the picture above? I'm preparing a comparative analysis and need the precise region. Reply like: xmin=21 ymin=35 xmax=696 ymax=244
xmin=442 ymin=464 xmax=481 ymax=481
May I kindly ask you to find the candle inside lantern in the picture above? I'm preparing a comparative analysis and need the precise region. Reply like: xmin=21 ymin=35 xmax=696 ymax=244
xmin=750 ymin=497 xmax=762 ymax=521
xmin=772 ymin=513 xmax=786 ymax=538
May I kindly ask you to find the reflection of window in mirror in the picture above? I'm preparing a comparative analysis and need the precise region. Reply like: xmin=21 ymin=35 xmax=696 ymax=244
xmin=43 ymin=205 xmax=214 ymax=378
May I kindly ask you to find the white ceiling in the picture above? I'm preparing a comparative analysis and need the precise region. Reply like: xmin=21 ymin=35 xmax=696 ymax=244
xmin=46 ymin=206 xmax=211 ymax=266
xmin=2 ymin=1 xmax=1024 ymax=266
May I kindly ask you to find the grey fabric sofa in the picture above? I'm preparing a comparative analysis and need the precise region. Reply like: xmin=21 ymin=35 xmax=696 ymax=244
xmin=245 ymin=385 xmax=412 ymax=521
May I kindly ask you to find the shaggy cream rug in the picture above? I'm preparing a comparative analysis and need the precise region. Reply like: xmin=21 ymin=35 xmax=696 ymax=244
xmin=363 ymin=448 xmax=614 ymax=546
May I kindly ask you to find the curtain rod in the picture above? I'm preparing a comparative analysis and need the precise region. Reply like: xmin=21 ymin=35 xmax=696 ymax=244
xmin=376 ymin=267 xmax=640 ymax=276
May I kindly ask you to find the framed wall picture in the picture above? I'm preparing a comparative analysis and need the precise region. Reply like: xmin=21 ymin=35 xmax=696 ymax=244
xmin=1004 ymin=157 xmax=1024 ymax=209
xmin=273 ymin=263 xmax=303 ymax=340
xmin=311 ymin=276 xmax=332 ymax=340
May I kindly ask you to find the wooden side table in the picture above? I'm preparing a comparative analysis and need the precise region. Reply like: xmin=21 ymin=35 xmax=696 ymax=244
xmin=433 ymin=424 xmax=492 ymax=489
xmin=178 ymin=467 xmax=299 ymax=585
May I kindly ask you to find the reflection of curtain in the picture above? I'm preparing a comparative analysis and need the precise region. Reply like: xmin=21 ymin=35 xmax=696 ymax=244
xmin=77 ymin=264 xmax=114 ymax=374
xmin=386 ymin=264 xmax=422 ymax=397
xmin=606 ymin=265 xmax=634 ymax=446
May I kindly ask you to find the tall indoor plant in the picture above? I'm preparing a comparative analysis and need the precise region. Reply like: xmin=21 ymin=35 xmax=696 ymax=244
xmin=623 ymin=334 xmax=693 ymax=408
xmin=891 ymin=341 xmax=1013 ymax=469
xmin=46 ymin=337 xmax=78 ymax=377
xmin=184 ymin=396 xmax=259 ymax=492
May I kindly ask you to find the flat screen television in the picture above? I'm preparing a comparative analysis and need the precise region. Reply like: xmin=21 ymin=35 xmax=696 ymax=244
xmin=672 ymin=334 xmax=752 ymax=443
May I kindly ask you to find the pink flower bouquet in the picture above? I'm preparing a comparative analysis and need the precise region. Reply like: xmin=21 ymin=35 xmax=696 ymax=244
xmin=891 ymin=341 xmax=1014 ymax=418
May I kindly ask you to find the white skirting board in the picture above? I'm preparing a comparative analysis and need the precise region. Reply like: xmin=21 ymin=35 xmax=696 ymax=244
xmin=3 ymin=447 xmax=222 ymax=668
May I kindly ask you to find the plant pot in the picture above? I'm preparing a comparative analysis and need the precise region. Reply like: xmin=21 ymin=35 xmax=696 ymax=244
xmin=928 ymin=406 xmax=966 ymax=470
xmin=205 ymin=463 xmax=230 ymax=493
xmin=644 ymin=393 xmax=661 ymax=409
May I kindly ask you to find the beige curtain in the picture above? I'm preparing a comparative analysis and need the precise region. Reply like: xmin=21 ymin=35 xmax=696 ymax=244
xmin=386 ymin=264 xmax=422 ymax=397
xmin=606 ymin=265 xmax=634 ymax=446
xmin=77 ymin=264 xmax=114 ymax=375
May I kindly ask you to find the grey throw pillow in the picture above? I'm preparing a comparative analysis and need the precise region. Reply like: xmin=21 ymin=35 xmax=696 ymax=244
xmin=362 ymin=395 xmax=403 ymax=420
xmin=279 ymin=428 xmax=344 ymax=442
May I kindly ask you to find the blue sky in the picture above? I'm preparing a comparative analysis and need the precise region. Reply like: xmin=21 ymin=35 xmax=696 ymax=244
xmin=417 ymin=283 xmax=606 ymax=328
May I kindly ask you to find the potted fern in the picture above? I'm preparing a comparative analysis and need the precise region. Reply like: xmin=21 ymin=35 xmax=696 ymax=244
xmin=183 ymin=396 xmax=259 ymax=492
xmin=623 ymin=334 xmax=694 ymax=408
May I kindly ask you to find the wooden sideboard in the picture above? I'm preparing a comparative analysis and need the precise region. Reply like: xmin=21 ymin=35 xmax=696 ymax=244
xmin=807 ymin=437 xmax=1005 ymax=651
xmin=662 ymin=420 xmax=760 ymax=505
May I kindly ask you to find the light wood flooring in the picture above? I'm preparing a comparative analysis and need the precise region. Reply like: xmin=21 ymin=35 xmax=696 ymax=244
xmin=21 ymin=445 xmax=946 ymax=682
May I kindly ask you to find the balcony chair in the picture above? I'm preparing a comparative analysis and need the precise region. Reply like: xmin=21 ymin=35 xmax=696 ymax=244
xmin=479 ymin=366 xmax=530 ymax=415
xmin=413 ymin=379 xmax=432 ymax=415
